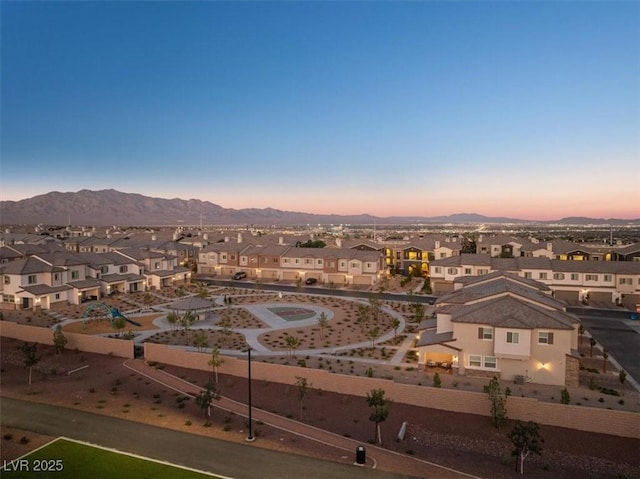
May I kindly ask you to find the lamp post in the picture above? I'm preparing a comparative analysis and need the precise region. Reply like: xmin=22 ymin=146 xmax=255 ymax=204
xmin=243 ymin=347 xmax=255 ymax=442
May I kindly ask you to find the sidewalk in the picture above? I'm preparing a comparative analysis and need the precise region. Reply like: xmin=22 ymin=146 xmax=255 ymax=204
xmin=123 ymin=358 xmax=481 ymax=479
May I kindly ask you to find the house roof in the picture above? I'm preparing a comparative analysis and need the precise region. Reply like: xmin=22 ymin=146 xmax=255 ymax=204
xmin=416 ymin=329 xmax=459 ymax=349
xmin=451 ymin=296 xmax=577 ymax=330
xmin=0 ymin=256 xmax=65 ymax=275
xmin=19 ymin=284 xmax=71 ymax=296
xmin=168 ymin=297 xmax=215 ymax=311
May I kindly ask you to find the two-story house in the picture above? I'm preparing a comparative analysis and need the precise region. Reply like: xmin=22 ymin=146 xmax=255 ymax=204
xmin=416 ymin=272 xmax=580 ymax=387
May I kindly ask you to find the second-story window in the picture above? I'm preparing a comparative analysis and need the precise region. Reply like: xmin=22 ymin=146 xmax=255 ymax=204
xmin=506 ymin=331 xmax=520 ymax=344
xmin=119 ymin=265 xmax=128 ymax=273
xmin=3 ymin=275 xmax=10 ymax=285
xmin=28 ymin=274 xmax=37 ymax=284
xmin=71 ymin=271 xmax=79 ymax=280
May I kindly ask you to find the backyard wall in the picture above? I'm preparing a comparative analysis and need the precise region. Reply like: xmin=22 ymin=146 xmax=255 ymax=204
xmin=0 ymin=322 xmax=134 ymax=359
xmin=144 ymin=342 xmax=640 ymax=439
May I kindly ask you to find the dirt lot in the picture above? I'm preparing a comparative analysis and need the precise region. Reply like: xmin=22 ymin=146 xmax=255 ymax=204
xmin=1 ymin=337 xmax=638 ymax=479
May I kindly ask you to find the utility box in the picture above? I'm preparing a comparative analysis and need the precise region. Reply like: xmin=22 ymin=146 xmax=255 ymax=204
xmin=355 ymin=446 xmax=366 ymax=465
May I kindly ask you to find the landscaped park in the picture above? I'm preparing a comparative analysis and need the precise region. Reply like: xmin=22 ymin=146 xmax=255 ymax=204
xmin=1 ymin=281 xmax=639 ymax=479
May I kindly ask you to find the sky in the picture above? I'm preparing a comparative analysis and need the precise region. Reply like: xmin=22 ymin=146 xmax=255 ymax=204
xmin=1 ymin=1 xmax=639 ymax=220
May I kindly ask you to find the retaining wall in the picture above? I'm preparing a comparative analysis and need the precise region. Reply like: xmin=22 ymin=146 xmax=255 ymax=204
xmin=0 ymin=322 xmax=134 ymax=359
xmin=144 ymin=343 xmax=640 ymax=439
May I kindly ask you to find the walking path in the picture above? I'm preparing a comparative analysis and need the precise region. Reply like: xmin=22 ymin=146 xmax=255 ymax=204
xmin=122 ymin=358 xmax=481 ymax=479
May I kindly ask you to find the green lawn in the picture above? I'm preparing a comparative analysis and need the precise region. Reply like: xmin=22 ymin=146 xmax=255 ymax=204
xmin=2 ymin=438 xmax=227 ymax=479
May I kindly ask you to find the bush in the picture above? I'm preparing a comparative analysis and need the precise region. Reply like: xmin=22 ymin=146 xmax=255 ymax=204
xmin=433 ymin=373 xmax=442 ymax=388
xmin=561 ymin=387 xmax=570 ymax=405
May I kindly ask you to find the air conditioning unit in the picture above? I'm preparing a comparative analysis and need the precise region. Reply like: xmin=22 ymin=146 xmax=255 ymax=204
xmin=514 ymin=375 xmax=525 ymax=385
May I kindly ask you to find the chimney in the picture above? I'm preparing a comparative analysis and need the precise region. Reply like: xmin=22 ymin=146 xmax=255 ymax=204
xmin=203 ymin=233 xmax=208 ymax=241
xmin=238 ymin=233 xmax=243 ymax=243
xmin=336 ymin=238 xmax=342 ymax=248
xmin=151 ymin=235 xmax=157 ymax=241
xmin=435 ymin=240 xmax=440 ymax=249
xmin=279 ymin=236 xmax=284 ymax=245
xmin=224 ymin=236 xmax=229 ymax=243
xmin=547 ymin=242 xmax=553 ymax=251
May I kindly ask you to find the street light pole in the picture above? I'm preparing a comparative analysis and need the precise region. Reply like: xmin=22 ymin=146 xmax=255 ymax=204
xmin=244 ymin=347 xmax=255 ymax=442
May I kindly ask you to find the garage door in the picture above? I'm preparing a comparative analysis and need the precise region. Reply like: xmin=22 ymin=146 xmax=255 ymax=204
xmin=221 ymin=268 xmax=235 ymax=276
xmin=589 ymin=291 xmax=612 ymax=303
xmin=622 ymin=293 xmax=640 ymax=309
xmin=554 ymin=290 xmax=579 ymax=304
xmin=262 ymin=270 xmax=278 ymax=279
xmin=281 ymin=271 xmax=298 ymax=281
xmin=352 ymin=275 xmax=372 ymax=285
xmin=328 ymin=274 xmax=344 ymax=284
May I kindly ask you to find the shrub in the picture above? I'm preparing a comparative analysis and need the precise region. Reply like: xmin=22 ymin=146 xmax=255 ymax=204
xmin=561 ymin=387 xmax=570 ymax=405
xmin=433 ymin=373 xmax=442 ymax=388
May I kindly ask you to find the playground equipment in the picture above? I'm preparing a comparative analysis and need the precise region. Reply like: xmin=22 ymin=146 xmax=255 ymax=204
xmin=81 ymin=302 xmax=142 ymax=329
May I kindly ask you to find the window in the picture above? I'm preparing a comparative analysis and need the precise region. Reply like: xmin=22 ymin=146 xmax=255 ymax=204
xmin=305 ymin=259 xmax=312 ymax=265
xmin=71 ymin=271 xmax=79 ymax=280
xmin=340 ymin=262 xmax=346 ymax=267
xmin=3 ymin=276 xmax=9 ymax=285
xmin=483 ymin=356 xmax=497 ymax=369
xmin=539 ymin=272 xmax=547 ymax=280
xmin=571 ymin=273 xmax=579 ymax=281
xmin=317 ymin=259 xmax=323 ymax=265
xmin=295 ymin=259 xmax=300 ymax=264
xmin=506 ymin=331 xmax=520 ymax=344
xmin=538 ymin=332 xmax=554 ymax=345
xmin=230 ymin=255 xmax=236 ymax=260
xmin=28 ymin=274 xmax=37 ymax=284
xmin=619 ymin=277 xmax=632 ymax=285
xmin=54 ymin=273 xmax=59 ymax=281
xmin=273 ymin=258 xmax=278 ymax=263
xmin=55 ymin=293 xmax=60 ymax=300
xmin=366 ymin=262 xmax=372 ymax=268
xmin=439 ymin=253 xmax=446 ymax=259
xmin=603 ymin=274 xmax=612 ymax=282
xmin=154 ymin=262 xmax=161 ymax=269
xmin=524 ymin=272 xmax=532 ymax=279
xmin=553 ymin=273 xmax=564 ymax=280
xmin=119 ymin=266 xmax=128 ymax=273
xmin=434 ymin=267 xmax=441 ymax=274
xmin=2 ymin=294 xmax=15 ymax=303
xmin=478 ymin=327 xmax=493 ymax=340
xmin=464 ymin=268 xmax=472 ymax=275
xmin=447 ymin=268 xmax=457 ymax=275
xmin=478 ymin=269 xmax=489 ymax=275
xmin=221 ymin=254 xmax=227 ymax=260
xmin=283 ymin=258 xmax=290 ymax=264
xmin=351 ymin=262 xmax=357 ymax=268
xmin=469 ymin=355 xmax=482 ymax=367
xmin=585 ymin=274 xmax=598 ymax=281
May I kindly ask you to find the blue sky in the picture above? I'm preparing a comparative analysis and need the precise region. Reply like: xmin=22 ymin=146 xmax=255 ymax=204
xmin=1 ymin=1 xmax=639 ymax=219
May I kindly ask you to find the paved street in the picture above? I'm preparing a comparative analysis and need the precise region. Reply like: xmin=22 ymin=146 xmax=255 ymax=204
xmin=1 ymin=398 xmax=420 ymax=479
xmin=572 ymin=308 xmax=640 ymax=389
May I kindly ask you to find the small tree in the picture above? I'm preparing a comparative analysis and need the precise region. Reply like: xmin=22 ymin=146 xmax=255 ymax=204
xmin=508 ymin=421 xmax=543 ymax=475
xmin=367 ymin=326 xmax=381 ymax=348
xmin=52 ymin=325 xmax=68 ymax=354
xmin=619 ymin=370 xmax=627 ymax=396
xmin=560 ymin=387 xmax=570 ymax=405
xmin=317 ymin=312 xmax=329 ymax=339
xmin=602 ymin=349 xmax=609 ymax=373
xmin=366 ymin=388 xmax=391 ymax=446
xmin=589 ymin=337 xmax=596 ymax=357
xmin=112 ymin=316 xmax=127 ymax=337
xmin=433 ymin=372 xmax=442 ymax=388
xmin=218 ymin=315 xmax=233 ymax=347
xmin=196 ymin=283 xmax=209 ymax=299
xmin=22 ymin=342 xmax=40 ymax=385
xmin=485 ymin=376 xmax=508 ymax=429
xmin=167 ymin=311 xmax=179 ymax=332
xmin=285 ymin=334 xmax=300 ymax=358
xmin=412 ymin=302 xmax=425 ymax=324
xmin=180 ymin=311 xmax=195 ymax=343
xmin=295 ymin=376 xmax=311 ymax=420
xmin=195 ymin=381 xmax=219 ymax=419
xmin=390 ymin=318 xmax=401 ymax=338
xmin=193 ymin=330 xmax=209 ymax=352
xmin=208 ymin=346 xmax=224 ymax=383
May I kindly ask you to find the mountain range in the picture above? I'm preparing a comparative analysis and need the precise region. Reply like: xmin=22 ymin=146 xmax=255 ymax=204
xmin=0 ymin=189 xmax=637 ymax=226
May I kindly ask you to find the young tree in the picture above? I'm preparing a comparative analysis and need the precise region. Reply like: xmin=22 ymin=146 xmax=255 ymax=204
xmin=412 ymin=302 xmax=425 ymax=324
xmin=180 ymin=311 xmax=195 ymax=343
xmin=367 ymin=326 xmax=381 ymax=348
xmin=196 ymin=283 xmax=209 ymax=299
xmin=112 ymin=316 xmax=127 ymax=337
xmin=22 ymin=342 xmax=40 ymax=385
xmin=390 ymin=318 xmax=401 ymax=338
xmin=317 ymin=312 xmax=329 ymax=339
xmin=167 ymin=311 xmax=179 ymax=332
xmin=295 ymin=376 xmax=311 ymax=420
xmin=357 ymin=304 xmax=370 ymax=331
xmin=589 ymin=337 xmax=597 ymax=358
xmin=193 ymin=330 xmax=209 ymax=352
xmin=619 ymin=370 xmax=627 ymax=396
xmin=195 ymin=381 xmax=219 ymax=419
xmin=285 ymin=334 xmax=300 ymax=358
xmin=366 ymin=388 xmax=391 ymax=446
xmin=218 ymin=314 xmax=233 ymax=347
xmin=485 ymin=376 xmax=508 ymax=429
xmin=208 ymin=346 xmax=224 ymax=383
xmin=560 ymin=387 xmax=571 ymax=405
xmin=433 ymin=372 xmax=442 ymax=388
xmin=52 ymin=325 xmax=68 ymax=354
xmin=508 ymin=421 xmax=543 ymax=475
xmin=602 ymin=349 xmax=609 ymax=373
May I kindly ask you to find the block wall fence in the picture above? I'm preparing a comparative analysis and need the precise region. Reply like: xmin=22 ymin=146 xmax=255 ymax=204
xmin=0 ymin=324 xmax=636 ymax=440
xmin=145 ymin=342 xmax=640 ymax=439
xmin=0 ymin=322 xmax=134 ymax=359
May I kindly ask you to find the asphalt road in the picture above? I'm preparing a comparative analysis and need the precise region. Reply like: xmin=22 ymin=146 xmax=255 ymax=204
xmin=199 ymin=277 xmax=437 ymax=304
xmin=573 ymin=310 xmax=640 ymax=388
xmin=1 ymin=398 xmax=417 ymax=479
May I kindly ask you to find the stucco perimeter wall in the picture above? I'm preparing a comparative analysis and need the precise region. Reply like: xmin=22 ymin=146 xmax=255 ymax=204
xmin=144 ymin=343 xmax=639 ymax=439
xmin=0 ymin=322 xmax=134 ymax=359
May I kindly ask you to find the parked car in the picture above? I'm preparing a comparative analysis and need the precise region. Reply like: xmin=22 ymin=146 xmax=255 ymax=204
xmin=305 ymin=278 xmax=317 ymax=285
xmin=232 ymin=271 xmax=247 ymax=280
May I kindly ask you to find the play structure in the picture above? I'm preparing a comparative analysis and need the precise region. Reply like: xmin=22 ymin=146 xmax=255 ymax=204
xmin=81 ymin=302 xmax=142 ymax=329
